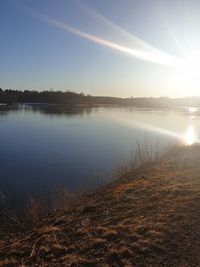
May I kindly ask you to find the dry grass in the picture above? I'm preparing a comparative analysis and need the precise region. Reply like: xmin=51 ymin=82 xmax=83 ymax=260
xmin=1 ymin=145 xmax=200 ymax=266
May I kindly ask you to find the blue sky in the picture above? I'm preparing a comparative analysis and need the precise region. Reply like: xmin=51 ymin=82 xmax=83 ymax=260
xmin=1 ymin=0 xmax=200 ymax=97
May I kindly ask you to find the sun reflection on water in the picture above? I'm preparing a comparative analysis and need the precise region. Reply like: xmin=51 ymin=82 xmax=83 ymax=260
xmin=188 ymin=107 xmax=198 ymax=114
xmin=184 ymin=125 xmax=195 ymax=145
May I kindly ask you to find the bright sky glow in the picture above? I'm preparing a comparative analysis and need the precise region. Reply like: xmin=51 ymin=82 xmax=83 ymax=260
xmin=1 ymin=0 xmax=200 ymax=97
xmin=176 ymin=51 xmax=200 ymax=96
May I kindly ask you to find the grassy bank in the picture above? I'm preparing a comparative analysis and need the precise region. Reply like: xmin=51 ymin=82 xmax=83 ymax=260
xmin=1 ymin=145 xmax=200 ymax=266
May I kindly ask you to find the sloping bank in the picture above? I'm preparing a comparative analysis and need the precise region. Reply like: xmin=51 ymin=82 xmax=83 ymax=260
xmin=1 ymin=145 xmax=200 ymax=266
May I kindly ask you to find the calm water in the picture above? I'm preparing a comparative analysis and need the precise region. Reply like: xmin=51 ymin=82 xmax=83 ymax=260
xmin=0 ymin=104 xmax=199 ymax=204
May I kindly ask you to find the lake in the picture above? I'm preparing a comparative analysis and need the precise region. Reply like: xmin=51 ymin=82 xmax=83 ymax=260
xmin=0 ymin=104 xmax=199 ymax=206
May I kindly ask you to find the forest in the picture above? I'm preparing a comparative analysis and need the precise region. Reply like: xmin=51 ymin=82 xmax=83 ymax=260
xmin=1 ymin=88 xmax=200 ymax=108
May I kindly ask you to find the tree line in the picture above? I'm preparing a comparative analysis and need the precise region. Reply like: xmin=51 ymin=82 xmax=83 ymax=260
xmin=0 ymin=89 xmax=91 ymax=104
xmin=1 ymin=88 xmax=200 ymax=107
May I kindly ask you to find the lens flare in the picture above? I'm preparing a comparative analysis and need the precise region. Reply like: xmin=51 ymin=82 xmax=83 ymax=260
xmin=79 ymin=1 xmax=166 ymax=54
xmin=23 ymin=7 xmax=182 ymax=69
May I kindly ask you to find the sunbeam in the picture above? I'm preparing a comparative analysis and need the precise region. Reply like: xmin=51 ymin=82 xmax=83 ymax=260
xmin=78 ymin=0 xmax=161 ymax=54
xmin=23 ymin=7 xmax=182 ymax=69
xmin=78 ymin=1 xmax=184 ymax=67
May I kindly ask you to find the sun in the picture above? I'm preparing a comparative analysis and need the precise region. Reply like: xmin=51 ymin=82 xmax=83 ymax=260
xmin=178 ymin=51 xmax=200 ymax=95
xmin=182 ymin=51 xmax=200 ymax=77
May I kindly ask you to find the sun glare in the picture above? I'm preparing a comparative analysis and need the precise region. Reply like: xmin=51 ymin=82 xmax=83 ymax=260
xmin=184 ymin=51 xmax=200 ymax=75
xmin=178 ymin=51 xmax=200 ymax=95
xmin=184 ymin=125 xmax=195 ymax=146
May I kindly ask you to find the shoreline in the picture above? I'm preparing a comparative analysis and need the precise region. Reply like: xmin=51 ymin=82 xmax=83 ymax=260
xmin=1 ymin=145 xmax=200 ymax=265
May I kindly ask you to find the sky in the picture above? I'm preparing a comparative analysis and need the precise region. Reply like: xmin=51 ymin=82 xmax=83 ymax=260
xmin=1 ymin=0 xmax=200 ymax=97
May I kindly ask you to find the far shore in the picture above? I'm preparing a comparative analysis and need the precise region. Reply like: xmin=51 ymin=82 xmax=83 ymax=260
xmin=2 ymin=88 xmax=200 ymax=108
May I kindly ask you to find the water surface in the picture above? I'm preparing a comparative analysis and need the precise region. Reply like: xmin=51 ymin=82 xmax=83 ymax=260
xmin=0 ymin=104 xmax=199 ymax=204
